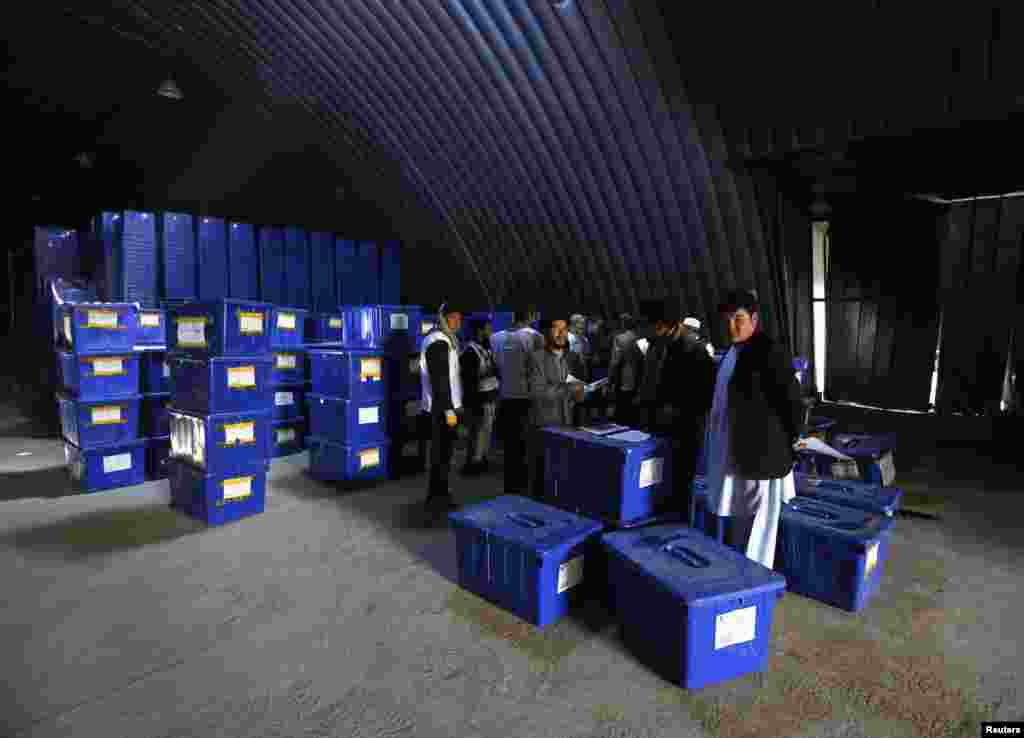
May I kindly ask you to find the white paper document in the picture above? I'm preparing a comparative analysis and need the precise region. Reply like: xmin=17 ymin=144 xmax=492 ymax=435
xmin=579 ymin=423 xmax=629 ymax=436
xmin=794 ymin=436 xmax=854 ymax=461
xmin=566 ymin=374 xmax=581 ymax=384
xmin=636 ymin=338 xmax=650 ymax=355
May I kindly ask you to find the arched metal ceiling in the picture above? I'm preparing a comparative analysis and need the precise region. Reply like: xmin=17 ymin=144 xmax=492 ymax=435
xmin=32 ymin=1 xmax=798 ymax=335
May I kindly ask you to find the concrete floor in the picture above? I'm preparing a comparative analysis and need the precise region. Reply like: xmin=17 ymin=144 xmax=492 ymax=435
xmin=0 ymin=414 xmax=1021 ymax=738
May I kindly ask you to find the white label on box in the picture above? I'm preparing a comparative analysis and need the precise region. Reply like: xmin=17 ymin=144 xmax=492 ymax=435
xmin=91 ymin=405 xmax=122 ymax=425
xmin=102 ymin=452 xmax=132 ymax=474
xmin=390 ymin=312 xmax=409 ymax=331
xmin=163 ymin=361 xmax=171 ymax=378
xmin=329 ymin=317 xmax=342 ymax=329
xmin=276 ymin=428 xmax=296 ymax=444
xmin=227 ymin=366 xmax=256 ymax=388
xmin=877 ymin=451 xmax=896 ymax=487
xmin=223 ymin=476 xmax=253 ymax=501
xmin=358 ymin=406 xmax=380 ymax=425
xmin=277 ymin=312 xmax=297 ymax=330
xmin=865 ymin=542 xmax=879 ymax=580
xmin=238 ymin=312 xmax=264 ymax=335
xmin=86 ymin=309 xmax=118 ymax=329
xmin=639 ymin=457 xmax=664 ymax=488
xmin=92 ymin=357 xmax=124 ymax=376
xmin=275 ymin=353 xmax=297 ymax=369
xmin=715 ymin=605 xmax=757 ymax=650
xmin=224 ymin=422 xmax=255 ymax=446
xmin=360 ymin=358 xmax=382 ymax=382
xmin=557 ymin=556 xmax=585 ymax=594
xmin=64 ymin=315 xmax=72 ymax=344
xmin=359 ymin=447 xmax=381 ymax=469
xmin=275 ymin=392 xmax=295 ymax=407
xmin=177 ymin=319 xmax=206 ymax=347
xmin=140 ymin=312 xmax=161 ymax=328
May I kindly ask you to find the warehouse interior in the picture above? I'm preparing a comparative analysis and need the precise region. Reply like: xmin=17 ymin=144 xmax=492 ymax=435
xmin=2 ymin=3 xmax=1023 ymax=737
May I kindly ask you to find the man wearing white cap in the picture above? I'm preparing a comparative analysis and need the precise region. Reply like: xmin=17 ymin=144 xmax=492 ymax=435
xmin=681 ymin=317 xmax=715 ymax=358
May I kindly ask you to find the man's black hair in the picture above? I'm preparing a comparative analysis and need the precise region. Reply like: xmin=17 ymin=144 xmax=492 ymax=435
xmin=717 ymin=289 xmax=760 ymax=316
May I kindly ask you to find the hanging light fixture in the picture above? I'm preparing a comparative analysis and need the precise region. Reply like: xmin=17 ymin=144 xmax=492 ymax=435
xmin=157 ymin=79 xmax=183 ymax=100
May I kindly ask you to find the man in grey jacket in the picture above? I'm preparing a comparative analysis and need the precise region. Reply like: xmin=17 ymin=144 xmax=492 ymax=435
xmin=526 ymin=317 xmax=585 ymax=499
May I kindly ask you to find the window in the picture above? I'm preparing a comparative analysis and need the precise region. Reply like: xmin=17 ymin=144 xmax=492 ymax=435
xmin=812 ymin=221 xmax=829 ymax=397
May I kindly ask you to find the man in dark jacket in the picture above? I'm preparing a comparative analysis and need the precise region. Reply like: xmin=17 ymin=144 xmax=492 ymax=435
xmin=658 ymin=306 xmax=716 ymax=517
xmin=633 ymin=299 xmax=682 ymax=432
xmin=459 ymin=317 xmax=499 ymax=476
xmin=609 ymin=313 xmax=642 ymax=425
xmin=702 ymin=289 xmax=802 ymax=567
xmin=419 ymin=303 xmax=465 ymax=514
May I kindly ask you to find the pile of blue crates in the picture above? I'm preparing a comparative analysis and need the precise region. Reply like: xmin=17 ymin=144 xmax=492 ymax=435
xmin=306 ymin=305 xmax=391 ymax=483
xmin=269 ymin=306 xmax=308 ymax=458
xmin=166 ymin=299 xmax=272 ymax=525
xmin=380 ymin=305 xmax=423 ymax=476
xmin=55 ymin=301 xmax=150 ymax=492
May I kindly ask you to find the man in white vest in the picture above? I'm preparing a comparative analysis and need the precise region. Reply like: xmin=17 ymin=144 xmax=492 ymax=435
xmin=420 ymin=302 xmax=465 ymax=514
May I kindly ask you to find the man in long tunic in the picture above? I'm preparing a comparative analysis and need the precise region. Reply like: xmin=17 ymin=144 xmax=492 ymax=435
xmin=703 ymin=290 xmax=803 ymax=568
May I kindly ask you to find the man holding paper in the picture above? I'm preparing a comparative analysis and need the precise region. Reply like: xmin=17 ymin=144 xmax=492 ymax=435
xmin=526 ymin=317 xmax=586 ymax=499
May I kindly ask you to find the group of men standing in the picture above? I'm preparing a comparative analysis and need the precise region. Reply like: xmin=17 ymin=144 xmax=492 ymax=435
xmin=417 ymin=290 xmax=803 ymax=569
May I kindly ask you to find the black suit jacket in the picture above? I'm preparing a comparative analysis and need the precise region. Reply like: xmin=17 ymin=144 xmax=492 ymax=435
xmin=726 ymin=331 xmax=803 ymax=479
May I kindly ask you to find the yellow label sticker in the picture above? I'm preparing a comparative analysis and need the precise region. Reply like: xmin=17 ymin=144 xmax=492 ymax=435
xmin=140 ymin=312 xmax=162 ymax=328
xmin=865 ymin=542 xmax=880 ymax=579
xmin=360 ymin=358 xmax=382 ymax=383
xmin=63 ymin=315 xmax=72 ymax=344
xmin=86 ymin=309 xmax=118 ymax=329
xmin=177 ymin=317 xmax=207 ymax=347
xmin=91 ymin=405 xmax=123 ymax=425
xmin=275 ymin=353 xmax=297 ymax=370
xmin=359 ymin=448 xmax=381 ymax=469
xmin=238 ymin=311 xmax=264 ymax=335
xmin=91 ymin=357 xmax=125 ymax=376
xmin=328 ymin=318 xmax=342 ymax=329
xmin=277 ymin=312 xmax=297 ymax=330
xmin=223 ymin=421 xmax=255 ymax=446
xmin=222 ymin=476 xmax=253 ymax=501
xmin=276 ymin=428 xmax=296 ymax=445
xmin=227 ymin=366 xmax=256 ymax=388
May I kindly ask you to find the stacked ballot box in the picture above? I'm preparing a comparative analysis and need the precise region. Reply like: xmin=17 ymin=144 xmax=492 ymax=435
xmin=378 ymin=305 xmax=422 ymax=476
xmin=269 ymin=306 xmax=308 ymax=458
xmin=54 ymin=302 xmax=152 ymax=492
xmin=306 ymin=344 xmax=390 ymax=483
xmin=167 ymin=299 xmax=272 ymax=525
xmin=540 ymin=424 xmax=680 ymax=610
